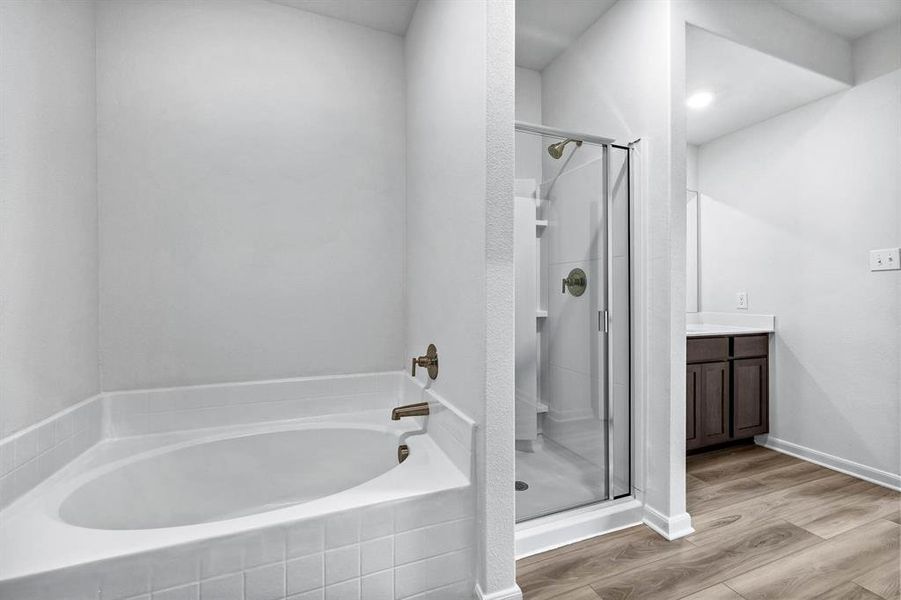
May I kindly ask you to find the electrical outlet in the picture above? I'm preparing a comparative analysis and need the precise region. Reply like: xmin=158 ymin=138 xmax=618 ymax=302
xmin=737 ymin=291 xmax=748 ymax=310
xmin=870 ymin=248 xmax=900 ymax=271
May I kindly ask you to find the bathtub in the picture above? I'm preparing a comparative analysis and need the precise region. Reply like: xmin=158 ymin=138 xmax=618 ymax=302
xmin=0 ymin=373 xmax=476 ymax=600
xmin=61 ymin=424 xmax=408 ymax=530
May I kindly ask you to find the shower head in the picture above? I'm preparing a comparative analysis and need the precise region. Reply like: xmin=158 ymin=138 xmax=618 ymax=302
xmin=547 ymin=138 xmax=582 ymax=159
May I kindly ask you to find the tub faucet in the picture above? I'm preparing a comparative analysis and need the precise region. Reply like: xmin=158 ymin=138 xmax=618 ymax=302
xmin=391 ymin=402 xmax=430 ymax=420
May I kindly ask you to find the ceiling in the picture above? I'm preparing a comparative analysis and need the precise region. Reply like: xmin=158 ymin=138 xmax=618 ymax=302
xmin=771 ymin=0 xmax=901 ymax=39
xmin=269 ymin=0 xmax=887 ymax=146
xmin=267 ymin=0 xmax=418 ymax=36
xmin=267 ymin=0 xmax=900 ymax=44
xmin=686 ymin=25 xmax=848 ymax=145
xmin=515 ymin=0 xmax=616 ymax=71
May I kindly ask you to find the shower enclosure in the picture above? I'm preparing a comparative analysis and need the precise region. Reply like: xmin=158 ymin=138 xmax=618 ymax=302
xmin=514 ymin=122 xmax=631 ymax=523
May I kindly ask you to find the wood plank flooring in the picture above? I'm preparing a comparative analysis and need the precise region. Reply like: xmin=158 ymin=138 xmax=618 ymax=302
xmin=517 ymin=443 xmax=901 ymax=600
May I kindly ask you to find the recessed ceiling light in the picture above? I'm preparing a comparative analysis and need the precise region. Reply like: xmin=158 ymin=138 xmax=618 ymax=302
xmin=687 ymin=91 xmax=714 ymax=109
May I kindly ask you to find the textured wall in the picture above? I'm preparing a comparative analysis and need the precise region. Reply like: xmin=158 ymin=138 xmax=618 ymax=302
xmin=0 ymin=0 xmax=99 ymax=437
xmin=406 ymin=0 xmax=518 ymax=596
xmin=483 ymin=2 xmax=517 ymax=596
xmin=96 ymin=0 xmax=406 ymax=390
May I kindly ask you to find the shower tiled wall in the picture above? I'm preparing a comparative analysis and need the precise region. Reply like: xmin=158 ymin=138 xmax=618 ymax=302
xmin=541 ymin=148 xmax=606 ymax=445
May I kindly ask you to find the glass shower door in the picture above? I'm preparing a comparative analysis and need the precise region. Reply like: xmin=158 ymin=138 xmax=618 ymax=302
xmin=514 ymin=127 xmax=630 ymax=522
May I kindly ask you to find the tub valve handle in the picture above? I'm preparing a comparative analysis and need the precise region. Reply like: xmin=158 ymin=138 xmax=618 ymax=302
xmin=410 ymin=344 xmax=439 ymax=380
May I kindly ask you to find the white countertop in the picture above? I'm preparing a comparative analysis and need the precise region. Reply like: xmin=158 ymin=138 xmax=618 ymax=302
xmin=686 ymin=312 xmax=775 ymax=337
xmin=687 ymin=324 xmax=774 ymax=337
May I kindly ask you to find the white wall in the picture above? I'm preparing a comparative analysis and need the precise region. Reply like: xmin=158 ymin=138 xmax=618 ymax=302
xmin=0 ymin=0 xmax=99 ymax=437
xmin=698 ymin=69 xmax=901 ymax=478
xmin=541 ymin=0 xmax=689 ymax=535
xmin=686 ymin=144 xmax=699 ymax=191
xmin=514 ymin=67 xmax=542 ymax=446
xmin=853 ymin=21 xmax=901 ymax=85
xmin=97 ymin=0 xmax=406 ymax=390
xmin=483 ymin=1 xmax=516 ymax=592
xmin=687 ymin=144 xmax=699 ymax=312
xmin=405 ymin=0 xmax=489 ymax=428
xmin=683 ymin=0 xmax=853 ymax=84
xmin=515 ymin=67 xmax=542 ymax=183
xmin=406 ymin=0 xmax=518 ymax=596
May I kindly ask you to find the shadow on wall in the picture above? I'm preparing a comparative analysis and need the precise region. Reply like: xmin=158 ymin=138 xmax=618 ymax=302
xmin=697 ymin=72 xmax=901 ymax=478
xmin=771 ymin=332 xmax=895 ymax=473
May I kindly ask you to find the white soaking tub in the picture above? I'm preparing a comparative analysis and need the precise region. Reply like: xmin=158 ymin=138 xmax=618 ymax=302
xmin=0 ymin=376 xmax=477 ymax=600
xmin=60 ymin=426 xmax=402 ymax=530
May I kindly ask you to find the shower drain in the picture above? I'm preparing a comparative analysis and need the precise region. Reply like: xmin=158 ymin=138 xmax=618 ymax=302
xmin=515 ymin=480 xmax=529 ymax=491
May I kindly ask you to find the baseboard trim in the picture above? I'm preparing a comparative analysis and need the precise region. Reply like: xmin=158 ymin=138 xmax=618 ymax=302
xmin=642 ymin=506 xmax=694 ymax=540
xmin=756 ymin=435 xmax=901 ymax=491
xmin=515 ymin=497 xmax=643 ymax=559
xmin=475 ymin=583 xmax=523 ymax=600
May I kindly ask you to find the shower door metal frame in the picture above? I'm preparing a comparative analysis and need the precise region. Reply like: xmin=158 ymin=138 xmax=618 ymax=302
xmin=515 ymin=121 xmax=615 ymax=146
xmin=606 ymin=141 xmax=633 ymax=501
xmin=514 ymin=121 xmax=633 ymax=513
xmin=604 ymin=145 xmax=615 ymax=501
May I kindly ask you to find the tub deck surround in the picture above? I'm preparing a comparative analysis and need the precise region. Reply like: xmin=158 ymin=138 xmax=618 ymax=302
xmin=0 ymin=371 xmax=465 ymax=513
xmin=101 ymin=371 xmax=475 ymax=481
xmin=0 ymin=395 xmax=103 ymax=510
xmin=105 ymin=371 xmax=405 ymax=437
xmin=0 ymin=372 xmax=477 ymax=599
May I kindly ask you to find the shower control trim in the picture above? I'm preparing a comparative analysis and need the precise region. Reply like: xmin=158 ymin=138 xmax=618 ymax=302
xmin=562 ymin=268 xmax=587 ymax=297
xmin=411 ymin=344 xmax=439 ymax=379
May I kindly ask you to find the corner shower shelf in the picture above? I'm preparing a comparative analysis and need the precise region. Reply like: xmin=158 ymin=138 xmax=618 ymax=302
xmin=536 ymin=219 xmax=548 ymax=234
xmin=536 ymin=310 xmax=548 ymax=318
xmin=536 ymin=401 xmax=549 ymax=414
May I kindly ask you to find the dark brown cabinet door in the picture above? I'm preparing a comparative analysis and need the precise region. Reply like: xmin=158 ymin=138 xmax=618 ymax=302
xmin=700 ymin=361 xmax=731 ymax=446
xmin=686 ymin=364 xmax=702 ymax=450
xmin=733 ymin=357 xmax=769 ymax=438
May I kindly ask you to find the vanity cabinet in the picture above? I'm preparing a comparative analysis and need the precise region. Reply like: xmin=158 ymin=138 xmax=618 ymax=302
xmin=733 ymin=357 xmax=768 ymax=438
xmin=686 ymin=334 xmax=769 ymax=451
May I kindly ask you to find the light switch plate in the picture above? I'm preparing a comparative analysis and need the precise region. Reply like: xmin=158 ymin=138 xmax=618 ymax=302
xmin=736 ymin=291 xmax=748 ymax=310
xmin=870 ymin=248 xmax=900 ymax=271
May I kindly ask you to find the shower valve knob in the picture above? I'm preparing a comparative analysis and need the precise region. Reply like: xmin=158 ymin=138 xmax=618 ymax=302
xmin=562 ymin=268 xmax=587 ymax=297
xmin=411 ymin=344 xmax=439 ymax=380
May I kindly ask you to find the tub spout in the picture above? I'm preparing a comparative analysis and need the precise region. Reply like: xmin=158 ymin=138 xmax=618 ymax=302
xmin=391 ymin=402 xmax=429 ymax=421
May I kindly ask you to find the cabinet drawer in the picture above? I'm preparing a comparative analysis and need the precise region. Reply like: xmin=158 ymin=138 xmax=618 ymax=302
xmin=687 ymin=337 xmax=728 ymax=363
xmin=733 ymin=335 xmax=769 ymax=358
